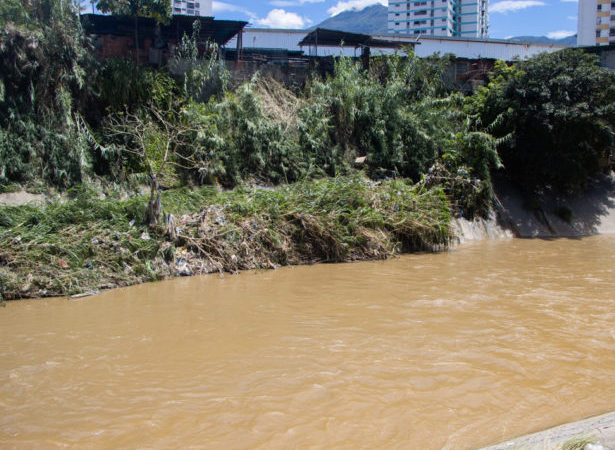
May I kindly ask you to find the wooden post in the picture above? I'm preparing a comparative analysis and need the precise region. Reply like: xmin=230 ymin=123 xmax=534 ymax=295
xmin=361 ymin=45 xmax=370 ymax=71
xmin=236 ymin=29 xmax=243 ymax=60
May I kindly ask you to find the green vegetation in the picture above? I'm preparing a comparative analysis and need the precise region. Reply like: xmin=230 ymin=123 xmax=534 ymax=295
xmin=0 ymin=175 xmax=450 ymax=300
xmin=0 ymin=0 xmax=95 ymax=188
xmin=175 ymin=55 xmax=498 ymax=216
xmin=470 ymin=50 xmax=615 ymax=192
xmin=93 ymin=0 xmax=170 ymax=23
xmin=1 ymin=1 xmax=614 ymax=299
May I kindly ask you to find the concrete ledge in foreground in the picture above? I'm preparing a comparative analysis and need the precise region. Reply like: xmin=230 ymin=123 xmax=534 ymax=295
xmin=480 ymin=411 xmax=615 ymax=450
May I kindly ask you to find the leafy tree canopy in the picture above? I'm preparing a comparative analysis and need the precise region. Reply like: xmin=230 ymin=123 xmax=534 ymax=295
xmin=1 ymin=0 xmax=82 ymax=27
xmin=93 ymin=0 xmax=170 ymax=22
xmin=470 ymin=49 xmax=615 ymax=192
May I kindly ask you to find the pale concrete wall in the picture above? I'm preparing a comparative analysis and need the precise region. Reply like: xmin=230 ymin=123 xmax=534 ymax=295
xmin=227 ymin=29 xmax=567 ymax=61
xmin=494 ymin=174 xmax=615 ymax=238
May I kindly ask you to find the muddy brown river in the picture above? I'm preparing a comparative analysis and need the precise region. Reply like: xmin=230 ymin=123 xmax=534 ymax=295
xmin=1 ymin=236 xmax=615 ymax=449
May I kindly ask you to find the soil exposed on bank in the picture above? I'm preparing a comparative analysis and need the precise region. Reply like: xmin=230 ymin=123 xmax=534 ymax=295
xmin=0 ymin=176 xmax=451 ymax=301
xmin=2 ymin=173 xmax=614 ymax=302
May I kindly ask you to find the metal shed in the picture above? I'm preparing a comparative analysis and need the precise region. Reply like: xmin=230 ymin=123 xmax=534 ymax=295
xmin=81 ymin=14 xmax=247 ymax=47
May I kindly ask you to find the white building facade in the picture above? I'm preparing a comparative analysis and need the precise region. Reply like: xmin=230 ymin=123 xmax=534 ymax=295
xmin=388 ymin=0 xmax=488 ymax=38
xmin=578 ymin=0 xmax=615 ymax=46
xmin=171 ymin=0 xmax=212 ymax=17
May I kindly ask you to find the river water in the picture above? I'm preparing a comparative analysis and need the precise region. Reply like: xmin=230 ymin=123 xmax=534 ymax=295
xmin=1 ymin=236 xmax=615 ymax=449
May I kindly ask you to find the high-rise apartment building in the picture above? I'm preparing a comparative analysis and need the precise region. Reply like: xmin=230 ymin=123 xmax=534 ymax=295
xmin=578 ymin=0 xmax=615 ymax=46
xmin=171 ymin=0 xmax=212 ymax=17
xmin=388 ymin=0 xmax=488 ymax=38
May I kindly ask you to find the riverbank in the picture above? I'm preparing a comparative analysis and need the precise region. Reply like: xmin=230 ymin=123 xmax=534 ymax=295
xmin=495 ymin=174 xmax=615 ymax=238
xmin=481 ymin=410 xmax=615 ymax=450
xmin=4 ymin=171 xmax=615 ymax=302
xmin=0 ymin=175 xmax=451 ymax=301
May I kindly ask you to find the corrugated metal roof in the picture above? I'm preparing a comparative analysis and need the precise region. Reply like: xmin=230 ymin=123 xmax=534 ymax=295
xmin=298 ymin=28 xmax=411 ymax=49
xmin=81 ymin=14 xmax=247 ymax=46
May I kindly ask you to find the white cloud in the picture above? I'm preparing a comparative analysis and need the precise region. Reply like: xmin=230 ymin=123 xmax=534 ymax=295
xmin=256 ymin=9 xmax=311 ymax=28
xmin=546 ymin=30 xmax=576 ymax=39
xmin=212 ymin=1 xmax=257 ymax=19
xmin=567 ymin=15 xmax=577 ymax=20
xmin=489 ymin=0 xmax=545 ymax=14
xmin=269 ymin=0 xmax=324 ymax=6
xmin=327 ymin=0 xmax=388 ymax=17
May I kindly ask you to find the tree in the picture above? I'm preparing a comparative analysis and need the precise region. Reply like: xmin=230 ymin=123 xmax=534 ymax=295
xmin=93 ymin=0 xmax=170 ymax=65
xmin=104 ymin=106 xmax=200 ymax=228
xmin=470 ymin=49 xmax=615 ymax=192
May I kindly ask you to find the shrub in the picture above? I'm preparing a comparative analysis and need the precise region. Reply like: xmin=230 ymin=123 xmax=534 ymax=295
xmin=172 ymin=20 xmax=230 ymax=103
xmin=179 ymin=77 xmax=306 ymax=187
xmin=98 ymin=58 xmax=180 ymax=113
xmin=0 ymin=0 xmax=95 ymax=188
xmin=302 ymin=54 xmax=460 ymax=181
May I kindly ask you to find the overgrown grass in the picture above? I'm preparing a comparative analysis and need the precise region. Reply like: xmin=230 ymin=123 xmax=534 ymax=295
xmin=0 ymin=186 xmax=160 ymax=300
xmin=175 ymin=175 xmax=451 ymax=274
xmin=0 ymin=175 xmax=451 ymax=300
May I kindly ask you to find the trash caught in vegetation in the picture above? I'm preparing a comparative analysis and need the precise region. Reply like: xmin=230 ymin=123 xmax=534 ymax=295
xmin=0 ymin=175 xmax=450 ymax=300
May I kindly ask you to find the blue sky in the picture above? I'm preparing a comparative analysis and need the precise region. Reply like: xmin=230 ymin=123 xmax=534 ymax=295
xmin=211 ymin=0 xmax=579 ymax=39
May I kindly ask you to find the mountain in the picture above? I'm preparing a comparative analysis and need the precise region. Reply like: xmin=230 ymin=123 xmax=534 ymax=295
xmin=312 ymin=4 xmax=388 ymax=35
xmin=312 ymin=5 xmax=577 ymax=47
xmin=507 ymin=35 xmax=577 ymax=46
